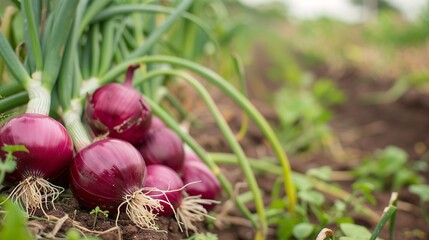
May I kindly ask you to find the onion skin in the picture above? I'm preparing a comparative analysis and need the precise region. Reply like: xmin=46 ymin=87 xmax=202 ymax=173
xmin=181 ymin=152 xmax=220 ymax=210
xmin=85 ymin=83 xmax=152 ymax=145
xmin=69 ymin=138 xmax=146 ymax=212
xmin=144 ymin=165 xmax=183 ymax=216
xmin=0 ymin=113 xmax=73 ymax=183
xmin=137 ymin=128 xmax=184 ymax=172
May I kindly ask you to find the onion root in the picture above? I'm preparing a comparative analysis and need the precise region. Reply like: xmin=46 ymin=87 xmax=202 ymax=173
xmin=5 ymin=176 xmax=64 ymax=215
xmin=177 ymin=195 xmax=219 ymax=236
xmin=116 ymin=190 xmax=162 ymax=230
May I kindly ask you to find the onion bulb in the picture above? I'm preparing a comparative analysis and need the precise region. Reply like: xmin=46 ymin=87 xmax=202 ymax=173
xmin=137 ymin=128 xmax=184 ymax=172
xmin=85 ymin=65 xmax=152 ymax=145
xmin=144 ymin=165 xmax=183 ymax=216
xmin=144 ymin=164 xmax=218 ymax=235
xmin=0 ymin=113 xmax=73 ymax=214
xmin=151 ymin=116 xmax=166 ymax=130
xmin=69 ymin=138 xmax=161 ymax=229
xmin=181 ymin=151 xmax=221 ymax=210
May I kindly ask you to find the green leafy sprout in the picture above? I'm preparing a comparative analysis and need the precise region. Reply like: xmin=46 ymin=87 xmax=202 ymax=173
xmin=89 ymin=206 xmax=109 ymax=229
xmin=0 ymin=144 xmax=28 ymax=185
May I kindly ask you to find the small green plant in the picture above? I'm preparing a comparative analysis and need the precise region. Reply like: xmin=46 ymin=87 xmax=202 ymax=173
xmin=316 ymin=192 xmax=398 ymax=240
xmin=274 ymin=76 xmax=345 ymax=154
xmin=339 ymin=223 xmax=381 ymax=240
xmin=65 ymin=228 xmax=100 ymax=240
xmin=0 ymin=145 xmax=31 ymax=240
xmin=0 ymin=144 xmax=28 ymax=184
xmin=409 ymin=184 xmax=429 ymax=223
xmin=0 ymin=198 xmax=34 ymax=240
xmin=267 ymin=166 xmax=377 ymax=239
xmin=353 ymin=146 xmax=424 ymax=191
xmin=89 ymin=206 xmax=109 ymax=229
xmin=186 ymin=232 xmax=218 ymax=240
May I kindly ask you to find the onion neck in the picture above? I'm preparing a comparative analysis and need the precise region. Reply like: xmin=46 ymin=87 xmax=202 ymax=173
xmin=26 ymin=72 xmax=50 ymax=115
xmin=63 ymin=109 xmax=91 ymax=151
xmin=80 ymin=77 xmax=101 ymax=96
xmin=124 ymin=64 xmax=140 ymax=88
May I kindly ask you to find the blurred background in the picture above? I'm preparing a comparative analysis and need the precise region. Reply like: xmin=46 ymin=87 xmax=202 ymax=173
xmin=191 ymin=0 xmax=429 ymax=157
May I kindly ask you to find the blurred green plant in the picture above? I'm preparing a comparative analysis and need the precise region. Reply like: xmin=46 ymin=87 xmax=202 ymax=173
xmin=0 ymin=144 xmax=27 ymax=185
xmin=0 ymin=198 xmax=33 ymax=240
xmin=268 ymin=167 xmax=376 ymax=239
xmin=65 ymin=228 xmax=100 ymax=240
xmin=186 ymin=232 xmax=218 ymax=240
xmin=0 ymin=145 xmax=32 ymax=240
xmin=364 ymin=6 xmax=429 ymax=48
xmin=409 ymin=184 xmax=429 ymax=223
xmin=353 ymin=146 xmax=425 ymax=191
xmin=274 ymin=77 xmax=345 ymax=154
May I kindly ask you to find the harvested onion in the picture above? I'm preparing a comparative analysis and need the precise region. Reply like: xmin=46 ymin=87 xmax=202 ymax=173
xmin=69 ymin=138 xmax=161 ymax=229
xmin=181 ymin=151 xmax=220 ymax=210
xmin=137 ymin=127 xmax=184 ymax=172
xmin=85 ymin=65 xmax=152 ymax=145
xmin=0 ymin=113 xmax=73 ymax=214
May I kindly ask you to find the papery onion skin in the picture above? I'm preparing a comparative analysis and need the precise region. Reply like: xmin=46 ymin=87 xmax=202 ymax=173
xmin=181 ymin=151 xmax=220 ymax=210
xmin=144 ymin=165 xmax=183 ymax=216
xmin=69 ymin=138 xmax=146 ymax=211
xmin=0 ymin=113 xmax=73 ymax=183
xmin=137 ymin=128 xmax=184 ymax=172
xmin=85 ymin=83 xmax=152 ymax=145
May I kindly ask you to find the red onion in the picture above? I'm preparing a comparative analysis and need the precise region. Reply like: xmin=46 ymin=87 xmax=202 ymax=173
xmin=144 ymin=165 xmax=183 ymax=216
xmin=85 ymin=65 xmax=152 ymax=145
xmin=137 ymin=128 xmax=184 ymax=171
xmin=181 ymin=151 xmax=220 ymax=210
xmin=0 ymin=113 xmax=73 ymax=214
xmin=144 ymin=164 xmax=218 ymax=235
xmin=151 ymin=116 xmax=166 ymax=130
xmin=69 ymin=138 xmax=161 ymax=229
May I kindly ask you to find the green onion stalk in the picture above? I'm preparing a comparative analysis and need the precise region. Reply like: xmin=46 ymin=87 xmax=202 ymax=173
xmin=76 ymin=0 xmax=194 ymax=101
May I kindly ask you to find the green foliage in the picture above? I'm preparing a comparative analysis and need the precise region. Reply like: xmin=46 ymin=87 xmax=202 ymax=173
xmin=0 ymin=199 xmax=34 ymax=240
xmin=89 ymin=206 xmax=109 ymax=229
xmin=292 ymin=222 xmax=314 ymax=239
xmin=339 ymin=223 xmax=381 ymax=240
xmin=0 ymin=145 xmax=31 ymax=239
xmin=90 ymin=206 xmax=109 ymax=218
xmin=0 ymin=144 xmax=27 ymax=185
xmin=274 ymin=77 xmax=344 ymax=154
xmin=65 ymin=228 xmax=100 ymax=240
xmin=409 ymin=184 xmax=429 ymax=203
xmin=409 ymin=184 xmax=429 ymax=223
xmin=269 ymin=169 xmax=381 ymax=239
xmin=307 ymin=166 xmax=332 ymax=181
xmin=352 ymin=182 xmax=376 ymax=205
xmin=186 ymin=232 xmax=218 ymax=240
xmin=364 ymin=8 xmax=429 ymax=48
xmin=353 ymin=146 xmax=424 ymax=191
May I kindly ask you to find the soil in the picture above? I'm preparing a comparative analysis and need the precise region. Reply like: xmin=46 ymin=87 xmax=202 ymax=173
xmin=2 ymin=56 xmax=429 ymax=240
